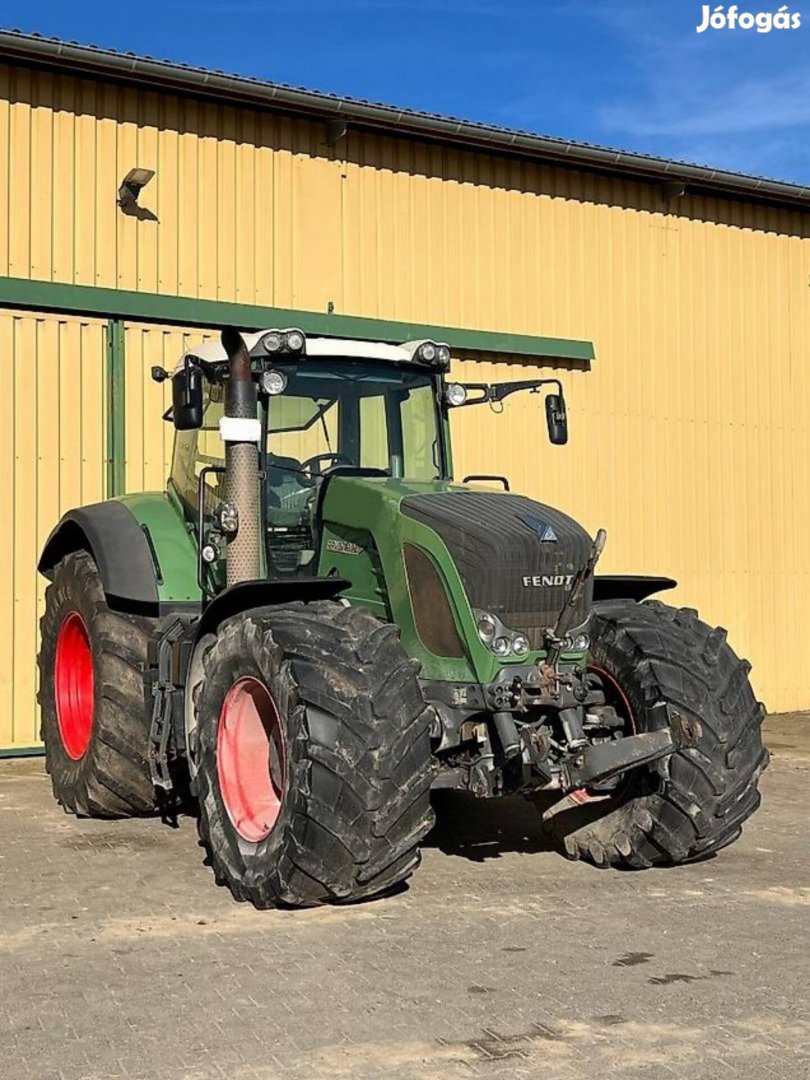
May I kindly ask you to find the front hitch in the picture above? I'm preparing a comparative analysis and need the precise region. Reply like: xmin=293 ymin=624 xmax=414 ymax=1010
xmin=559 ymin=704 xmax=700 ymax=793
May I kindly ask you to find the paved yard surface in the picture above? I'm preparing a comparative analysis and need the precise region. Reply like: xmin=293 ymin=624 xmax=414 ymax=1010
xmin=1 ymin=715 xmax=808 ymax=1080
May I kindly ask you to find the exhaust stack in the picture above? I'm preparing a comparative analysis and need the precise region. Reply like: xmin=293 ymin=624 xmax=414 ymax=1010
xmin=220 ymin=328 xmax=260 ymax=586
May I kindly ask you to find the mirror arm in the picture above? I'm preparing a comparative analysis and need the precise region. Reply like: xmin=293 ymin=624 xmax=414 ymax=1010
xmin=451 ymin=378 xmax=563 ymax=407
xmin=183 ymin=354 xmax=223 ymax=385
xmin=489 ymin=378 xmax=562 ymax=402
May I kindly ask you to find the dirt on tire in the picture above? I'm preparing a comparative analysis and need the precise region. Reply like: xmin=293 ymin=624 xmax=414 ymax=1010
xmin=38 ymin=551 xmax=158 ymax=817
xmin=193 ymin=600 xmax=436 ymax=907
xmin=547 ymin=599 xmax=769 ymax=868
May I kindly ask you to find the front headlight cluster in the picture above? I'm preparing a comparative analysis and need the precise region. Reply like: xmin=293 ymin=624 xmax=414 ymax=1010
xmin=475 ymin=611 xmax=590 ymax=659
xmin=475 ymin=610 xmax=530 ymax=658
xmin=564 ymin=631 xmax=590 ymax=653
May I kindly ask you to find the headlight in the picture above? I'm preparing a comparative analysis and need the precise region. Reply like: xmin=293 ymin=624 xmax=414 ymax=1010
xmin=419 ymin=342 xmax=437 ymax=363
xmin=437 ymin=344 xmax=451 ymax=365
xmin=475 ymin=609 xmax=535 ymax=658
xmin=263 ymin=330 xmax=283 ymax=353
xmin=217 ymin=503 xmax=239 ymax=534
xmin=476 ymin=611 xmax=497 ymax=644
xmin=512 ymin=635 xmax=530 ymax=657
xmin=201 ymin=542 xmax=220 ymax=564
xmin=445 ymin=383 xmax=467 ymax=407
xmin=261 ymin=369 xmax=287 ymax=396
xmin=286 ymin=329 xmax=305 ymax=352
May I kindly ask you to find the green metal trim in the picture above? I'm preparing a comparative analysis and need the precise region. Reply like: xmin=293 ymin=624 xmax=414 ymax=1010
xmin=0 ymin=276 xmax=595 ymax=362
xmin=0 ymin=745 xmax=45 ymax=758
xmin=106 ymin=319 xmax=126 ymax=497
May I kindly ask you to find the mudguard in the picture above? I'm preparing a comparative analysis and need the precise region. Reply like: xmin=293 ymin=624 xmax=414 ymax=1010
xmin=38 ymin=502 xmax=160 ymax=608
xmin=593 ymin=575 xmax=677 ymax=603
xmin=193 ymin=577 xmax=351 ymax=643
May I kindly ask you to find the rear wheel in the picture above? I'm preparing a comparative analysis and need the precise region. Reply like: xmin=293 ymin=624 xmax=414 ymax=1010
xmin=193 ymin=601 xmax=435 ymax=907
xmin=547 ymin=599 xmax=769 ymax=867
xmin=38 ymin=551 xmax=158 ymax=817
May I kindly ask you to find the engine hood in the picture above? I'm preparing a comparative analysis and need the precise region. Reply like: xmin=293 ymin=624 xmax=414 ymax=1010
xmin=401 ymin=488 xmax=593 ymax=646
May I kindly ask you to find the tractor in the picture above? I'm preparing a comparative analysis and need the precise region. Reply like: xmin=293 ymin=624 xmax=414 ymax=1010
xmin=37 ymin=328 xmax=768 ymax=907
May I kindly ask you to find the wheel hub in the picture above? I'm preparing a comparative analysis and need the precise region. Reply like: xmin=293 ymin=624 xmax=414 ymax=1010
xmin=54 ymin=612 xmax=95 ymax=760
xmin=217 ymin=677 xmax=286 ymax=843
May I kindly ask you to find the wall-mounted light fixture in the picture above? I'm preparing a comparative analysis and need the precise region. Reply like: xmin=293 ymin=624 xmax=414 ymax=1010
xmin=118 ymin=167 xmax=157 ymax=219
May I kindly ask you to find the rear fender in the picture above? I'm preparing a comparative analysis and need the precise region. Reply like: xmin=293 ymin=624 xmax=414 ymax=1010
xmin=38 ymin=502 xmax=161 ymax=612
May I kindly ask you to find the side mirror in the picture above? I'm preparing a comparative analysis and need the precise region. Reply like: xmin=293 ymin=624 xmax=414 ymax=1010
xmin=172 ymin=364 xmax=204 ymax=430
xmin=545 ymin=393 xmax=568 ymax=445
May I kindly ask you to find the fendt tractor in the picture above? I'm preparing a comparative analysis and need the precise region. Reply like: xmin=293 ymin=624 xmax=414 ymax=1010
xmin=37 ymin=328 xmax=768 ymax=907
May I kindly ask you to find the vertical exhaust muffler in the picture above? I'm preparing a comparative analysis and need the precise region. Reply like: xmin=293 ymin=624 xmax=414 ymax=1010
xmin=220 ymin=328 xmax=260 ymax=586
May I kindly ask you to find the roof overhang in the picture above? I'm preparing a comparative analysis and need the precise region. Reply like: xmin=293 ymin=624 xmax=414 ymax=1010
xmin=0 ymin=30 xmax=807 ymax=212
xmin=0 ymin=276 xmax=595 ymax=363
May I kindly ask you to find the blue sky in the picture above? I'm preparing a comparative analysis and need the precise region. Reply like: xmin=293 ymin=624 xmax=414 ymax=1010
xmin=6 ymin=1 xmax=809 ymax=183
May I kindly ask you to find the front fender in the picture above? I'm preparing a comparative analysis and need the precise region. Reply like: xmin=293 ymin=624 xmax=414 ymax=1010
xmin=593 ymin=575 xmax=677 ymax=603
xmin=193 ymin=576 xmax=351 ymax=645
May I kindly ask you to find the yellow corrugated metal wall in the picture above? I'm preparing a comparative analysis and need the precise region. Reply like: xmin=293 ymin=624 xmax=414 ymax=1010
xmin=122 ymin=324 xmax=218 ymax=494
xmin=1 ymin=62 xmax=810 ymax=722
xmin=0 ymin=310 xmax=107 ymax=749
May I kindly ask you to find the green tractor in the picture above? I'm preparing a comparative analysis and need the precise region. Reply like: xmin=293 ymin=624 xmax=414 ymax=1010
xmin=37 ymin=328 xmax=768 ymax=907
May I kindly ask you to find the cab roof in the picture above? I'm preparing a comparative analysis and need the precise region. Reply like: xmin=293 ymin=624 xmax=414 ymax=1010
xmin=181 ymin=334 xmax=443 ymax=368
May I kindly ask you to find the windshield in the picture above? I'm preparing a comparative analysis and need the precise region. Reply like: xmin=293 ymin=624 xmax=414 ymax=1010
xmin=263 ymin=360 xmax=444 ymax=485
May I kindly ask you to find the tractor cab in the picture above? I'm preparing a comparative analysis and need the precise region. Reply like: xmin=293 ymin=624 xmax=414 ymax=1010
xmin=163 ymin=329 xmax=568 ymax=584
xmin=167 ymin=333 xmax=451 ymax=581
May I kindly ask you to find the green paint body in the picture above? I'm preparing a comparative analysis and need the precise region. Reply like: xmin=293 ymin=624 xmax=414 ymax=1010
xmin=123 ymin=475 xmax=585 ymax=684
xmin=317 ymin=476 xmax=585 ymax=683
xmin=116 ymin=491 xmax=200 ymax=603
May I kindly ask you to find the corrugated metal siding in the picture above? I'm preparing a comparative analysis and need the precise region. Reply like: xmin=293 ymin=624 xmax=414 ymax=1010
xmin=0 ymin=309 xmax=107 ymax=750
xmin=122 ymin=323 xmax=217 ymax=493
xmin=1 ymin=63 xmax=810 ymax=718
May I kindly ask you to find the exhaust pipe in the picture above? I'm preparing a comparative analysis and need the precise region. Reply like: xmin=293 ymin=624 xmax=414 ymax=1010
xmin=220 ymin=328 xmax=260 ymax=586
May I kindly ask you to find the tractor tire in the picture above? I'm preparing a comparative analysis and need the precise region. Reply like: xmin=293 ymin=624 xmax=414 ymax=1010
xmin=38 ymin=551 xmax=158 ymax=817
xmin=547 ymin=599 xmax=768 ymax=868
xmin=193 ymin=601 xmax=435 ymax=908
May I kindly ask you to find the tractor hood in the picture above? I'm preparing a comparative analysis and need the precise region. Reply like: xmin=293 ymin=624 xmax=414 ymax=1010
xmin=400 ymin=489 xmax=593 ymax=649
xmin=319 ymin=476 xmax=593 ymax=659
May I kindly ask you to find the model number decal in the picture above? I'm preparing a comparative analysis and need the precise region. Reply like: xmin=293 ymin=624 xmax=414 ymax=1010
xmin=326 ymin=538 xmax=364 ymax=556
xmin=522 ymin=573 xmax=574 ymax=588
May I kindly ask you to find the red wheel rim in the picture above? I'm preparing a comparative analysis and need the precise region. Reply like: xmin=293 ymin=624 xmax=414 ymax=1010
xmin=217 ymin=677 xmax=286 ymax=843
xmin=54 ymin=612 xmax=95 ymax=760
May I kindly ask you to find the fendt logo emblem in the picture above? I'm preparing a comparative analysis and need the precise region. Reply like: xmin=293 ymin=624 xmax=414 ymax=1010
xmin=522 ymin=573 xmax=574 ymax=588
xmin=522 ymin=514 xmax=557 ymax=542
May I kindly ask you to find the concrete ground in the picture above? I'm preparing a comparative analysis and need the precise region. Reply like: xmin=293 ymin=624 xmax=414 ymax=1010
xmin=1 ymin=716 xmax=808 ymax=1080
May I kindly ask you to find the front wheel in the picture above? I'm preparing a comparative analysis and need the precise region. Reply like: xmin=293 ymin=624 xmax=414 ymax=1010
xmin=547 ymin=600 xmax=769 ymax=868
xmin=193 ymin=602 xmax=435 ymax=907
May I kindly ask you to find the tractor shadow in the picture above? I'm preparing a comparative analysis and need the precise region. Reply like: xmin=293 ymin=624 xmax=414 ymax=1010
xmin=424 ymin=790 xmax=560 ymax=862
